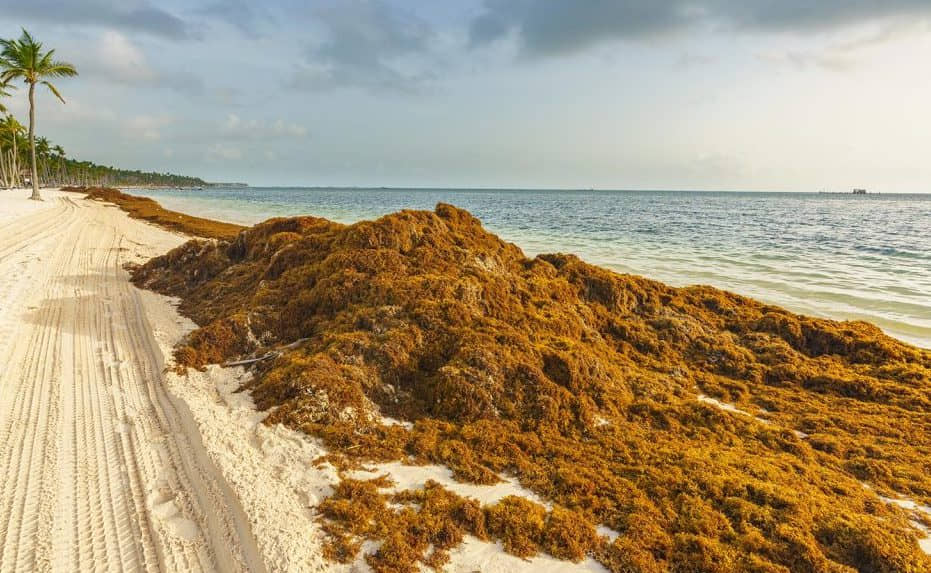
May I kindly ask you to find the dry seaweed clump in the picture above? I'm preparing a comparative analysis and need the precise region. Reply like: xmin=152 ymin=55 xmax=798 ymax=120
xmin=319 ymin=477 xmax=599 ymax=572
xmin=62 ymin=186 xmax=245 ymax=240
xmin=320 ymin=478 xmax=485 ymax=571
xmin=131 ymin=202 xmax=931 ymax=571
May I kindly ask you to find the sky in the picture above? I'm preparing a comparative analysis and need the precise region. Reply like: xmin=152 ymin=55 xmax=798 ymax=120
xmin=1 ymin=0 xmax=930 ymax=191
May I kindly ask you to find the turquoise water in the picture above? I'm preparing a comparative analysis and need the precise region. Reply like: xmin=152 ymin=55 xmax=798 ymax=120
xmin=128 ymin=187 xmax=931 ymax=348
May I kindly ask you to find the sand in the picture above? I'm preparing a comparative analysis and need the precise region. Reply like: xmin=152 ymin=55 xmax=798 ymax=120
xmin=0 ymin=189 xmax=610 ymax=572
xmin=0 ymin=190 xmax=267 ymax=572
xmin=3 ymin=189 xmax=923 ymax=571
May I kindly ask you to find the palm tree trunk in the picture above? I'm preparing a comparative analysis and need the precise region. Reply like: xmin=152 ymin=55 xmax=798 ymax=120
xmin=11 ymin=131 xmax=18 ymax=188
xmin=28 ymin=83 xmax=41 ymax=200
xmin=0 ymin=148 xmax=7 ymax=188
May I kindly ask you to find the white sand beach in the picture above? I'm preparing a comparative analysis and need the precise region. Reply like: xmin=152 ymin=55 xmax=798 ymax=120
xmin=0 ymin=189 xmax=608 ymax=572
xmin=0 ymin=189 xmax=265 ymax=571
xmin=1 ymin=7 xmax=928 ymax=570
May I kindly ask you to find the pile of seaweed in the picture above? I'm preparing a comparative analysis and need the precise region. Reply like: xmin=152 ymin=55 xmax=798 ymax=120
xmin=131 ymin=202 xmax=931 ymax=572
xmin=63 ymin=186 xmax=245 ymax=240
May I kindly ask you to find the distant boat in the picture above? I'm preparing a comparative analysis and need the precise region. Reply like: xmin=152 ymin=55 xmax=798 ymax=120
xmin=852 ymin=188 xmax=867 ymax=195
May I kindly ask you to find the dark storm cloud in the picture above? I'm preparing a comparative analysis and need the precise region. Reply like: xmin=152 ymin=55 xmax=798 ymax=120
xmin=470 ymin=0 xmax=931 ymax=56
xmin=0 ymin=0 xmax=193 ymax=39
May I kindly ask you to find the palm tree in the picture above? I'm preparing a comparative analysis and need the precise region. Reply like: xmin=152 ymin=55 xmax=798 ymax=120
xmin=0 ymin=114 xmax=25 ymax=188
xmin=0 ymin=29 xmax=77 ymax=200
xmin=52 ymin=144 xmax=65 ymax=184
xmin=0 ymin=78 xmax=11 ymax=114
xmin=35 ymin=136 xmax=50 ymax=183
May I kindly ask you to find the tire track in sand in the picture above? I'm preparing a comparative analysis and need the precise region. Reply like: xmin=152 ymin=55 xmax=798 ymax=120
xmin=0 ymin=193 xmax=266 ymax=572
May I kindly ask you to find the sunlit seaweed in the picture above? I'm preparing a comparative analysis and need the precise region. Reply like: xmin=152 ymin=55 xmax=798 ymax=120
xmin=130 ymin=199 xmax=931 ymax=571
xmin=63 ymin=186 xmax=245 ymax=240
xmin=320 ymin=477 xmax=600 ymax=572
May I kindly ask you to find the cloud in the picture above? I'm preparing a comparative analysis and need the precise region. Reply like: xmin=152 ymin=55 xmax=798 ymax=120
xmin=469 ymin=0 xmax=931 ymax=57
xmin=271 ymin=119 xmax=308 ymax=137
xmin=19 ymin=95 xmax=118 ymax=127
xmin=78 ymin=30 xmax=204 ymax=95
xmin=206 ymin=142 xmax=243 ymax=161
xmin=221 ymin=114 xmax=308 ymax=139
xmin=94 ymin=30 xmax=155 ymax=83
xmin=757 ymin=19 xmax=930 ymax=71
xmin=470 ymin=1 xmax=689 ymax=56
xmin=125 ymin=113 xmax=174 ymax=141
xmin=675 ymin=52 xmax=715 ymax=68
xmin=199 ymin=0 xmax=274 ymax=37
xmin=290 ymin=0 xmax=437 ymax=91
xmin=709 ymin=0 xmax=931 ymax=32
xmin=0 ymin=0 xmax=194 ymax=39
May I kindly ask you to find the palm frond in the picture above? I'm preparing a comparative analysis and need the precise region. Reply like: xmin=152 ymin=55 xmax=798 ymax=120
xmin=19 ymin=28 xmax=36 ymax=48
xmin=0 ymin=29 xmax=76 ymax=92
xmin=41 ymin=81 xmax=66 ymax=104
xmin=37 ymin=51 xmax=53 ymax=70
xmin=44 ymin=62 xmax=78 ymax=78
xmin=0 ymin=77 xmax=11 ymax=115
xmin=0 ymin=37 xmax=17 ymax=57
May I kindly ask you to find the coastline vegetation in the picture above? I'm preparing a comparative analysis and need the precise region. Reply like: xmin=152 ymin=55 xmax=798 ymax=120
xmin=0 ymin=30 xmax=207 ymax=192
xmin=0 ymin=28 xmax=76 ymax=200
xmin=124 ymin=191 xmax=931 ymax=572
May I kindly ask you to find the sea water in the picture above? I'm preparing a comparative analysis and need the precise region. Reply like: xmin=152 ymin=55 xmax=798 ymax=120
xmin=128 ymin=187 xmax=931 ymax=348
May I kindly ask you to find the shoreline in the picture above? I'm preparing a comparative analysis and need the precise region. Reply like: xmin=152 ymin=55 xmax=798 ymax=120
xmin=120 ymin=185 xmax=931 ymax=350
xmin=10 ymin=187 xmax=927 ymax=571
xmin=0 ymin=188 xmax=613 ymax=572
xmin=95 ymin=186 xmax=930 ymax=351
xmin=120 ymin=188 xmax=930 ymax=569
xmin=62 ymin=186 xmax=246 ymax=240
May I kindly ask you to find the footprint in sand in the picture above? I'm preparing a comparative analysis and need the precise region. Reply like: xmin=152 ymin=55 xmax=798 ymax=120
xmin=146 ymin=487 xmax=202 ymax=543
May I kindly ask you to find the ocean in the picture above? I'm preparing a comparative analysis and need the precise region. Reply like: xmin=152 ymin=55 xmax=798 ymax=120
xmin=127 ymin=187 xmax=931 ymax=349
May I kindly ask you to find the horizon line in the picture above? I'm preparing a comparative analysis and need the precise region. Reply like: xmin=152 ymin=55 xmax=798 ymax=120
xmin=192 ymin=185 xmax=924 ymax=194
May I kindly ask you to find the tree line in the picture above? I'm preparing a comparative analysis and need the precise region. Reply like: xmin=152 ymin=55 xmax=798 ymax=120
xmin=0 ymin=29 xmax=206 ymax=199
